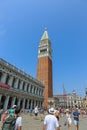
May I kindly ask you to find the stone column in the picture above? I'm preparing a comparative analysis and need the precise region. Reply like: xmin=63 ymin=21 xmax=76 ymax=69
xmin=11 ymin=97 xmax=16 ymax=108
xmin=41 ymin=101 xmax=43 ymax=107
xmin=22 ymin=98 xmax=25 ymax=109
xmin=0 ymin=94 xmax=2 ymax=108
xmin=17 ymin=99 xmax=21 ymax=108
xmin=35 ymin=89 xmax=37 ymax=95
xmin=1 ymin=73 xmax=7 ymax=83
xmin=34 ymin=100 xmax=36 ymax=108
xmin=0 ymin=94 xmax=2 ymax=103
xmin=8 ymin=76 xmax=14 ymax=87
xmin=28 ymin=84 xmax=30 ymax=93
xmin=28 ymin=84 xmax=31 ymax=93
xmin=20 ymin=81 xmax=23 ymax=90
xmin=32 ymin=85 xmax=34 ymax=94
xmin=39 ymin=101 xmax=41 ymax=107
xmin=24 ymin=83 xmax=28 ymax=91
xmin=26 ymin=99 xmax=29 ymax=109
xmin=30 ymin=99 xmax=33 ymax=108
xmin=39 ymin=101 xmax=41 ymax=108
xmin=4 ymin=95 xmax=10 ymax=110
xmin=37 ymin=101 xmax=39 ymax=107
xmin=38 ymin=101 xmax=40 ymax=107
xmin=14 ymin=78 xmax=19 ymax=89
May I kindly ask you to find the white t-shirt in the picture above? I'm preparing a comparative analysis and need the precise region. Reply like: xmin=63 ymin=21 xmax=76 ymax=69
xmin=15 ymin=117 xmax=22 ymax=130
xmin=34 ymin=107 xmax=38 ymax=114
xmin=44 ymin=114 xmax=59 ymax=130
xmin=66 ymin=113 xmax=72 ymax=124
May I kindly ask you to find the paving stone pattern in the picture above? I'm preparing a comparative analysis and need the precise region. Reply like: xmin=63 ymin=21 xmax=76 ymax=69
xmin=0 ymin=113 xmax=87 ymax=130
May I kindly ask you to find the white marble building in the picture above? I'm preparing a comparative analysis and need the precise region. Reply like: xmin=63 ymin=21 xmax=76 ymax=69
xmin=54 ymin=91 xmax=83 ymax=108
xmin=0 ymin=58 xmax=44 ymax=110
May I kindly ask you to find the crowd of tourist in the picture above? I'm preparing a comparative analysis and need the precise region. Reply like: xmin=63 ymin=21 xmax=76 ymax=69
xmin=0 ymin=105 xmax=22 ymax=130
xmin=0 ymin=105 xmax=87 ymax=130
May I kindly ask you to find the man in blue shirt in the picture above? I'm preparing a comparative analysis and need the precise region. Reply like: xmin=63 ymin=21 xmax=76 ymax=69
xmin=73 ymin=108 xmax=80 ymax=130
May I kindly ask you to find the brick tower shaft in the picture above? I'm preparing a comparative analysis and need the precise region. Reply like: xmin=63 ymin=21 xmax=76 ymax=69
xmin=36 ymin=30 xmax=53 ymax=107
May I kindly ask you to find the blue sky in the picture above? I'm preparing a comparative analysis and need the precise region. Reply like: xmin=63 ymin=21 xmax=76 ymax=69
xmin=0 ymin=0 xmax=87 ymax=97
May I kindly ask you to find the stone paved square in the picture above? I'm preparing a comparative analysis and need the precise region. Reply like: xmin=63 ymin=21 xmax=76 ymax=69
xmin=0 ymin=113 xmax=87 ymax=130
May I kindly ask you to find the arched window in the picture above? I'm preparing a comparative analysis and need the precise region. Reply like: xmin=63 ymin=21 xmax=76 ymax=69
xmin=5 ymin=74 xmax=10 ymax=84
xmin=22 ymin=82 xmax=25 ymax=91
xmin=17 ymin=79 xmax=20 ymax=89
xmin=33 ymin=87 xmax=35 ymax=94
xmin=36 ymin=88 xmax=38 ymax=95
xmin=30 ymin=85 xmax=33 ymax=93
xmin=27 ymin=84 xmax=29 ymax=92
xmin=12 ymin=78 xmax=15 ymax=88
xmin=41 ymin=90 xmax=43 ymax=96
xmin=39 ymin=90 xmax=40 ymax=96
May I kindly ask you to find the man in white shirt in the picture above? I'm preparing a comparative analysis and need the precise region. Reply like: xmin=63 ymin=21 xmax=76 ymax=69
xmin=42 ymin=107 xmax=60 ymax=130
xmin=34 ymin=106 xmax=39 ymax=119
xmin=14 ymin=107 xmax=22 ymax=130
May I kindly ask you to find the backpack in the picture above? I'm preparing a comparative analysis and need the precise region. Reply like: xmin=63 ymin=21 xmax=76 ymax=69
xmin=2 ymin=115 xmax=18 ymax=130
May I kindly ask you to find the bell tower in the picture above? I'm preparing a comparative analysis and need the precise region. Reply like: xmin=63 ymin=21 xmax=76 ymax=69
xmin=36 ymin=30 xmax=53 ymax=107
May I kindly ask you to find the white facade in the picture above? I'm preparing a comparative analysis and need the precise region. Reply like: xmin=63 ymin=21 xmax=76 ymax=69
xmin=54 ymin=92 xmax=83 ymax=108
xmin=0 ymin=58 xmax=44 ymax=110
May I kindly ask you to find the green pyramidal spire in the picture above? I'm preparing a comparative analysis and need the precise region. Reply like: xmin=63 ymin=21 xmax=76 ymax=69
xmin=41 ymin=29 xmax=49 ymax=41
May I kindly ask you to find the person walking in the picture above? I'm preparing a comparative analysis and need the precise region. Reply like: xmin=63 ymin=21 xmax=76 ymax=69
xmin=1 ymin=106 xmax=22 ymax=130
xmin=42 ymin=107 xmax=60 ymax=130
xmin=54 ymin=108 xmax=60 ymax=121
xmin=34 ymin=106 xmax=39 ymax=119
xmin=73 ymin=108 xmax=80 ymax=130
xmin=65 ymin=109 xmax=72 ymax=130
xmin=1 ymin=110 xmax=8 ymax=124
xmin=29 ymin=107 xmax=33 ymax=116
xmin=14 ymin=107 xmax=22 ymax=130
xmin=0 ymin=109 xmax=3 ymax=121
